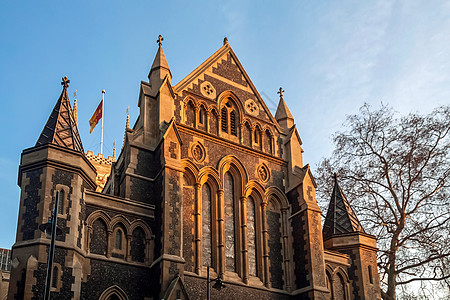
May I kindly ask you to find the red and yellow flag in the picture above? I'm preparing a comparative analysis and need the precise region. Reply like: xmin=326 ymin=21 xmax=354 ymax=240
xmin=89 ymin=100 xmax=103 ymax=133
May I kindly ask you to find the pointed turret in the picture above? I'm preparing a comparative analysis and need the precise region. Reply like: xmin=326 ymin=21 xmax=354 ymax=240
xmin=148 ymin=34 xmax=172 ymax=88
xmin=322 ymin=174 xmax=364 ymax=239
xmin=275 ymin=87 xmax=294 ymax=129
xmin=36 ymin=76 xmax=84 ymax=152
xmin=73 ymin=89 xmax=78 ymax=126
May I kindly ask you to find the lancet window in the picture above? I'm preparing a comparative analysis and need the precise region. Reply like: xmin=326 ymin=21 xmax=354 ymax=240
xmin=224 ymin=172 xmax=236 ymax=272
xmin=247 ymin=196 xmax=257 ymax=277
xmin=267 ymin=200 xmax=284 ymax=289
xmin=202 ymin=183 xmax=212 ymax=267
xmin=220 ymin=98 xmax=238 ymax=136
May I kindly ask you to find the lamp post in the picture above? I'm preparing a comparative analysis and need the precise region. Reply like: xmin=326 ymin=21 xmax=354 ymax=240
xmin=39 ymin=191 xmax=62 ymax=300
xmin=206 ymin=265 xmax=226 ymax=300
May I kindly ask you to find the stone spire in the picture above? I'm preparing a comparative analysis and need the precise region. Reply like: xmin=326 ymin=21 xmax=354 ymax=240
xmin=275 ymin=87 xmax=294 ymax=129
xmin=113 ymin=141 xmax=116 ymax=158
xmin=73 ymin=89 xmax=78 ymax=126
xmin=36 ymin=76 xmax=84 ymax=152
xmin=148 ymin=34 xmax=172 ymax=87
xmin=123 ymin=107 xmax=129 ymax=149
xmin=322 ymin=174 xmax=364 ymax=239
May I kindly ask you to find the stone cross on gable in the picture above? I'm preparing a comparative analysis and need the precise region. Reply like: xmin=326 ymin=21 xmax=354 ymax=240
xmin=157 ymin=35 xmax=164 ymax=46
xmin=277 ymin=87 xmax=285 ymax=99
xmin=61 ymin=76 xmax=70 ymax=88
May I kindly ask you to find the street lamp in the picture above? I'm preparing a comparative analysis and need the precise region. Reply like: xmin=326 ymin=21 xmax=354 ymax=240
xmin=39 ymin=191 xmax=62 ymax=300
xmin=206 ymin=265 xmax=226 ymax=300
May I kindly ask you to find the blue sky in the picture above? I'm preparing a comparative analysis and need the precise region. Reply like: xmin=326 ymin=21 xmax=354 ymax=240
xmin=1 ymin=0 xmax=449 ymax=248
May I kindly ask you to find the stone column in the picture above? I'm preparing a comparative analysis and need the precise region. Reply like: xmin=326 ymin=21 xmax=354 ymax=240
xmin=217 ymin=189 xmax=225 ymax=277
xmin=86 ymin=225 xmax=92 ymax=254
xmin=126 ymin=234 xmax=132 ymax=261
xmin=194 ymin=182 xmax=202 ymax=274
xmin=281 ymin=207 xmax=291 ymax=291
xmin=206 ymin=111 xmax=211 ymax=133
xmin=194 ymin=106 xmax=200 ymax=129
xmin=106 ymin=230 xmax=112 ymax=258
xmin=239 ymin=123 xmax=244 ymax=144
xmin=240 ymin=196 xmax=248 ymax=283
xmin=261 ymin=202 xmax=270 ymax=287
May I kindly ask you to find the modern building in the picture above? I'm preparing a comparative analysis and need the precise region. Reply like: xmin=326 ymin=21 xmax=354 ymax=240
xmin=8 ymin=37 xmax=381 ymax=299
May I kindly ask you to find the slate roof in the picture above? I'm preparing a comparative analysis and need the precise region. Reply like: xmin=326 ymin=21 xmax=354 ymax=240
xmin=323 ymin=174 xmax=364 ymax=239
xmin=35 ymin=77 xmax=84 ymax=152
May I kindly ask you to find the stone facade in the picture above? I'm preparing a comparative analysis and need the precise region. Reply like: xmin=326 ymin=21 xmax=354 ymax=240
xmin=8 ymin=38 xmax=381 ymax=299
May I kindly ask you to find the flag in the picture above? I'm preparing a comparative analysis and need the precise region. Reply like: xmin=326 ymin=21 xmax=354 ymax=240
xmin=89 ymin=100 xmax=103 ymax=133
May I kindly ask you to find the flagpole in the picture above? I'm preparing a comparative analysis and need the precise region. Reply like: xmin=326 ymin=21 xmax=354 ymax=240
xmin=101 ymin=89 xmax=105 ymax=155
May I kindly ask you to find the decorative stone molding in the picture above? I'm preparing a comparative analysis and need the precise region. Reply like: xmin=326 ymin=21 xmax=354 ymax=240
xmin=245 ymin=99 xmax=259 ymax=116
xmin=257 ymin=163 xmax=270 ymax=183
xmin=200 ymin=81 xmax=216 ymax=99
xmin=191 ymin=142 xmax=206 ymax=163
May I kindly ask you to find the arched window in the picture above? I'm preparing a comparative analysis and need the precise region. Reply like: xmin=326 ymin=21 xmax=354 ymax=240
xmin=221 ymin=98 xmax=238 ymax=136
xmin=186 ymin=101 xmax=195 ymax=127
xmin=224 ymin=172 xmax=236 ymax=272
xmin=326 ymin=270 xmax=334 ymax=300
xmin=221 ymin=107 xmax=228 ymax=132
xmin=57 ymin=190 xmax=64 ymax=215
xmin=202 ymin=184 xmax=212 ymax=267
xmin=51 ymin=265 xmax=58 ymax=288
xmin=131 ymin=227 xmax=146 ymax=263
xmin=115 ymin=229 xmax=123 ymax=250
xmin=244 ymin=122 xmax=252 ymax=147
xmin=90 ymin=218 xmax=107 ymax=256
xmin=247 ymin=196 xmax=257 ymax=277
xmin=254 ymin=126 xmax=262 ymax=150
xmin=265 ymin=129 xmax=273 ymax=154
xmin=267 ymin=200 xmax=284 ymax=289
xmin=199 ymin=105 xmax=207 ymax=130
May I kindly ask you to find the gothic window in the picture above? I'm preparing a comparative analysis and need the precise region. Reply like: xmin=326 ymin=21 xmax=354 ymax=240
xmin=131 ymin=227 xmax=146 ymax=263
xmin=115 ymin=229 xmax=123 ymax=250
xmin=230 ymin=111 xmax=237 ymax=135
xmin=267 ymin=201 xmax=284 ymax=289
xmin=247 ymin=196 xmax=257 ymax=277
xmin=221 ymin=98 xmax=238 ymax=136
xmin=202 ymin=184 xmax=212 ymax=267
xmin=368 ymin=265 xmax=373 ymax=284
xmin=254 ymin=126 xmax=262 ymax=150
xmin=224 ymin=172 xmax=236 ymax=272
xmin=244 ymin=122 xmax=252 ymax=147
xmin=51 ymin=265 xmax=58 ymax=288
xmin=90 ymin=218 xmax=107 ymax=256
xmin=57 ymin=190 xmax=64 ymax=215
xmin=265 ymin=129 xmax=273 ymax=154
xmin=186 ymin=100 xmax=195 ymax=127
xmin=221 ymin=107 xmax=228 ymax=132
xmin=199 ymin=105 xmax=207 ymax=129
xmin=326 ymin=271 xmax=334 ymax=300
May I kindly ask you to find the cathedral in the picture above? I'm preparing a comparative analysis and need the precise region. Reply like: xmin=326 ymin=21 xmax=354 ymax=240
xmin=8 ymin=37 xmax=381 ymax=299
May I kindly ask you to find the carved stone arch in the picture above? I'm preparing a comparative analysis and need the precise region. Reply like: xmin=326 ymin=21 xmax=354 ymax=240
xmin=333 ymin=267 xmax=351 ymax=300
xmin=242 ymin=117 xmax=252 ymax=127
xmin=262 ymin=125 xmax=274 ymax=136
xmin=86 ymin=210 xmax=111 ymax=229
xmin=197 ymin=166 xmax=222 ymax=190
xmin=182 ymin=159 xmax=199 ymax=186
xmin=244 ymin=180 xmax=265 ymax=201
xmin=183 ymin=96 xmax=197 ymax=126
xmin=98 ymin=285 xmax=129 ymax=300
xmin=217 ymin=90 xmax=244 ymax=120
xmin=129 ymin=220 xmax=153 ymax=239
xmin=110 ymin=215 xmax=131 ymax=235
xmin=218 ymin=155 xmax=248 ymax=193
xmin=265 ymin=186 xmax=289 ymax=210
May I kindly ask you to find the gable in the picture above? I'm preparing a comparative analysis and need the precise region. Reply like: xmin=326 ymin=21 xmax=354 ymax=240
xmin=173 ymin=43 xmax=279 ymax=128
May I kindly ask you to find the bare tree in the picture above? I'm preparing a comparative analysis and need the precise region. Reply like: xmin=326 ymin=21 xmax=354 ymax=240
xmin=315 ymin=104 xmax=450 ymax=300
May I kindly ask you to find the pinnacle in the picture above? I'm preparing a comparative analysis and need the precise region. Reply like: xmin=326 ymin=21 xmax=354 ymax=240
xmin=35 ymin=76 xmax=84 ymax=152
xmin=322 ymin=175 xmax=364 ymax=239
